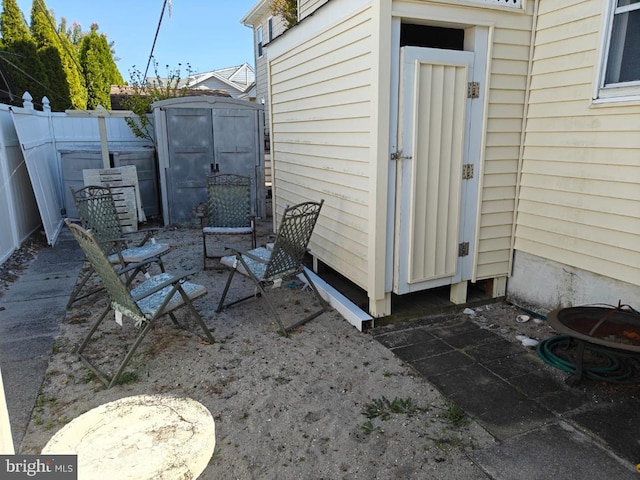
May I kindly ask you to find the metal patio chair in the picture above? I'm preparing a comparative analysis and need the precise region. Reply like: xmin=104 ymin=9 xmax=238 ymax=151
xmin=67 ymin=185 xmax=171 ymax=308
xmin=216 ymin=200 xmax=328 ymax=336
xmin=198 ymin=174 xmax=256 ymax=270
xmin=65 ymin=219 xmax=214 ymax=388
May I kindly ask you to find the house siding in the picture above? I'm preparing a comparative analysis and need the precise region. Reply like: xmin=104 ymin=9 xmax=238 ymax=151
xmin=298 ymin=0 xmax=329 ymax=21
xmin=269 ymin=5 xmax=373 ymax=288
xmin=516 ymin=0 xmax=640 ymax=288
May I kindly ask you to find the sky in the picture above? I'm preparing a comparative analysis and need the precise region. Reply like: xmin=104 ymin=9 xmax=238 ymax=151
xmin=15 ymin=0 xmax=258 ymax=80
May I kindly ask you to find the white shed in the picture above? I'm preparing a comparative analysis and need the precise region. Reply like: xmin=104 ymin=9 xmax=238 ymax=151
xmin=265 ymin=0 xmax=535 ymax=319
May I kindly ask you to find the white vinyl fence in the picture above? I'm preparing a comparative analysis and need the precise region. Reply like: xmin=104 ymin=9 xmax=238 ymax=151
xmin=0 ymin=93 xmax=154 ymax=264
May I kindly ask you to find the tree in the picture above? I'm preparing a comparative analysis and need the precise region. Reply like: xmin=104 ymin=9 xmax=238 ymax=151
xmin=29 ymin=1 xmax=86 ymax=109
xmin=29 ymin=0 xmax=71 ymax=110
xmin=0 ymin=0 xmax=49 ymax=106
xmin=79 ymin=24 xmax=123 ymax=109
xmin=271 ymin=0 xmax=297 ymax=29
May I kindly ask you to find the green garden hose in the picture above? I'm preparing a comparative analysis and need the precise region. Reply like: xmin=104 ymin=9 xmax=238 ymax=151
xmin=537 ymin=335 xmax=635 ymax=383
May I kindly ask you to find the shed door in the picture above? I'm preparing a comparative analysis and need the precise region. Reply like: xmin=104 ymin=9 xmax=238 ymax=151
xmin=165 ymin=108 xmax=214 ymax=223
xmin=393 ymin=46 xmax=479 ymax=294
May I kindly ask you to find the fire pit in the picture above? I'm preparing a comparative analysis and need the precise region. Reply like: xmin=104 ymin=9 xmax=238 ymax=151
xmin=539 ymin=304 xmax=640 ymax=385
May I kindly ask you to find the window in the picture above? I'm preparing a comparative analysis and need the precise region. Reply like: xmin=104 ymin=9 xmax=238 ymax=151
xmin=257 ymin=26 xmax=263 ymax=57
xmin=597 ymin=0 xmax=640 ymax=100
xmin=268 ymin=17 xmax=273 ymax=42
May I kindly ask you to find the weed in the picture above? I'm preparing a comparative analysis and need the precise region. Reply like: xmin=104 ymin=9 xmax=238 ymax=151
xmin=115 ymin=371 xmax=139 ymax=385
xmin=360 ymin=420 xmax=381 ymax=435
xmin=209 ymin=449 xmax=222 ymax=465
xmin=441 ymin=401 xmax=469 ymax=428
xmin=362 ymin=396 xmax=423 ymax=420
xmin=81 ymin=371 xmax=97 ymax=384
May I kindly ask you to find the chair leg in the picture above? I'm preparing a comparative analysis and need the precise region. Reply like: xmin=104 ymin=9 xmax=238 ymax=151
xmin=251 ymin=281 xmax=288 ymax=337
xmin=108 ymin=320 xmax=157 ymax=388
xmin=202 ymin=232 xmax=208 ymax=270
xmin=67 ymin=263 xmax=101 ymax=308
xmin=177 ymin=288 xmax=215 ymax=344
xmin=76 ymin=304 xmax=116 ymax=386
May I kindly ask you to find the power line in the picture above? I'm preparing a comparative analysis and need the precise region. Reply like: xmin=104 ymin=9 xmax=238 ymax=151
xmin=143 ymin=0 xmax=169 ymax=81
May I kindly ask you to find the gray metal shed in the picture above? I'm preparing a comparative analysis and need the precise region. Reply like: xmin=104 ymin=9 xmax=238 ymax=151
xmin=152 ymin=96 xmax=265 ymax=225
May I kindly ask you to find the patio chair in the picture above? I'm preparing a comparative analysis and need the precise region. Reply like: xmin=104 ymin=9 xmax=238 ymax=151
xmin=67 ymin=185 xmax=172 ymax=308
xmin=216 ymin=200 xmax=328 ymax=336
xmin=198 ymin=174 xmax=256 ymax=270
xmin=65 ymin=219 xmax=214 ymax=388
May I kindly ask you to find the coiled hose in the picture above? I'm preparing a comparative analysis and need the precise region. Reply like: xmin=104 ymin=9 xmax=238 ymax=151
xmin=537 ymin=335 xmax=636 ymax=383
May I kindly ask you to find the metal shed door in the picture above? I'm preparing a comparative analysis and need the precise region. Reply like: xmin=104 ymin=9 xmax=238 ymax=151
xmin=393 ymin=46 xmax=478 ymax=294
xmin=165 ymin=108 xmax=214 ymax=223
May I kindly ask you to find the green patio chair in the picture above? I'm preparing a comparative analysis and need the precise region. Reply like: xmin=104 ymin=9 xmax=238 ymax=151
xmin=199 ymin=174 xmax=256 ymax=270
xmin=216 ymin=200 xmax=328 ymax=336
xmin=67 ymin=185 xmax=171 ymax=308
xmin=65 ymin=219 xmax=214 ymax=388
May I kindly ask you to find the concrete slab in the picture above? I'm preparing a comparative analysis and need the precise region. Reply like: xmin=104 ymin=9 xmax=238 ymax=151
xmin=471 ymin=422 xmax=637 ymax=479
xmin=484 ymin=352 xmax=544 ymax=380
xmin=374 ymin=327 xmax=436 ymax=349
xmin=466 ymin=338 xmax=524 ymax=363
xmin=430 ymin=363 xmax=555 ymax=440
xmin=392 ymin=337 xmax=454 ymax=363
xmin=1 ymin=277 xmax=78 ymax=302
xmin=569 ymin=400 xmax=640 ymax=464
xmin=411 ymin=349 xmax=476 ymax=377
xmin=1 ymin=357 xmax=50 ymax=450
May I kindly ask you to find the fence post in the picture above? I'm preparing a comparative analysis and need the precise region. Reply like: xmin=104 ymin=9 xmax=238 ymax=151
xmin=42 ymin=96 xmax=51 ymax=112
xmin=21 ymin=92 xmax=33 ymax=110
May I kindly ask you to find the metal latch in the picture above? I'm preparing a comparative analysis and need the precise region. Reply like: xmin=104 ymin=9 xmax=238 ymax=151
xmin=390 ymin=150 xmax=412 ymax=161
xmin=458 ymin=242 xmax=469 ymax=257
xmin=462 ymin=164 xmax=474 ymax=180
xmin=468 ymin=82 xmax=480 ymax=99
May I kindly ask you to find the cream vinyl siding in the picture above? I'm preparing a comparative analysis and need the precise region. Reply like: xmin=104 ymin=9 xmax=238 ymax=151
xmin=298 ymin=0 xmax=329 ymax=20
xmin=476 ymin=25 xmax=532 ymax=280
xmin=269 ymin=7 xmax=373 ymax=288
xmin=517 ymin=0 xmax=640 ymax=286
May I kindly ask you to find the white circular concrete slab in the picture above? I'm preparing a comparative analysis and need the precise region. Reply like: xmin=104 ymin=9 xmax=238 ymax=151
xmin=42 ymin=394 xmax=215 ymax=479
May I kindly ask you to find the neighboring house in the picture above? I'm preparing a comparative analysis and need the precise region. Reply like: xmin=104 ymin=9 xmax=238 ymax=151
xmin=244 ymin=0 xmax=640 ymax=322
xmin=242 ymin=2 xmax=289 ymax=190
xmin=187 ymin=63 xmax=256 ymax=99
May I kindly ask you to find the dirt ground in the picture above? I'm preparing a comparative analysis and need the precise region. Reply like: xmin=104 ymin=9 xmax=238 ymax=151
xmin=5 ymin=221 xmax=571 ymax=479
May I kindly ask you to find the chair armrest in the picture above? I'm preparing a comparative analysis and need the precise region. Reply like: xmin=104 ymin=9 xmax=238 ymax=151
xmin=130 ymin=270 xmax=200 ymax=302
xmin=115 ymin=257 xmax=162 ymax=277
xmin=240 ymin=249 xmax=269 ymax=265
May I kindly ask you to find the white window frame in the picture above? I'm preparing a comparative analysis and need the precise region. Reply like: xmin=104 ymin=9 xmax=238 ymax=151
xmin=594 ymin=0 xmax=640 ymax=103
xmin=267 ymin=16 xmax=273 ymax=42
xmin=257 ymin=25 xmax=263 ymax=58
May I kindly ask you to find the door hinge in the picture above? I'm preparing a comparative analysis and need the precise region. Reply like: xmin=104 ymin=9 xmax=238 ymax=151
xmin=390 ymin=150 xmax=412 ymax=161
xmin=458 ymin=242 xmax=470 ymax=257
xmin=467 ymin=82 xmax=480 ymax=99
xmin=462 ymin=164 xmax=474 ymax=180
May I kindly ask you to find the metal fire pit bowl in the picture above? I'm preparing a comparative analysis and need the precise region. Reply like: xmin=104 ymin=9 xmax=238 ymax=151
xmin=547 ymin=305 xmax=640 ymax=353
